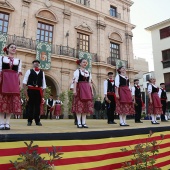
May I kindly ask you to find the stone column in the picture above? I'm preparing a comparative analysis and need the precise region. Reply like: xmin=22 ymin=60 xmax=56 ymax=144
xmin=96 ymin=14 xmax=106 ymax=63
xmin=63 ymin=2 xmax=71 ymax=47
xmin=60 ymin=60 xmax=71 ymax=118
xmin=96 ymin=15 xmax=106 ymax=96
xmin=20 ymin=0 xmax=32 ymax=37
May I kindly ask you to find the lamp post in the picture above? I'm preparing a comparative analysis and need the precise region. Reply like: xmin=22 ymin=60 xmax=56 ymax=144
xmin=66 ymin=31 xmax=69 ymax=47
xmin=22 ymin=19 xmax=26 ymax=38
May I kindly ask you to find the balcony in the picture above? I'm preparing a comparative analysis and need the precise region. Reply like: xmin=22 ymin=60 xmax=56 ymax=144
xmin=76 ymin=0 xmax=90 ymax=7
xmin=107 ymin=57 xmax=128 ymax=68
xmin=6 ymin=34 xmax=98 ymax=62
xmin=109 ymin=10 xmax=121 ymax=19
xmin=165 ymin=82 xmax=170 ymax=92
xmin=161 ymin=60 xmax=170 ymax=68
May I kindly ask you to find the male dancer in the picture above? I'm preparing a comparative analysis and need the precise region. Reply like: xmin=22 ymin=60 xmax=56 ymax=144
xmin=46 ymin=94 xmax=55 ymax=119
xmin=23 ymin=60 xmax=46 ymax=126
xmin=104 ymin=72 xmax=116 ymax=124
xmin=158 ymin=83 xmax=168 ymax=122
xmin=132 ymin=79 xmax=143 ymax=123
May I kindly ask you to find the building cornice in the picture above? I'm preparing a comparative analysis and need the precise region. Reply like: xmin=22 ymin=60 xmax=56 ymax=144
xmin=145 ymin=18 xmax=170 ymax=31
xmin=51 ymin=0 xmax=135 ymax=28
xmin=116 ymin=0 xmax=134 ymax=6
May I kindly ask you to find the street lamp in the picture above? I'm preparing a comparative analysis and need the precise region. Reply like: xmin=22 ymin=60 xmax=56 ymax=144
xmin=23 ymin=19 xmax=26 ymax=38
xmin=66 ymin=31 xmax=69 ymax=47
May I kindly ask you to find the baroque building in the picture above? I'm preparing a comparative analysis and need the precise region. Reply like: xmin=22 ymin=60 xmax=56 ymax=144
xmin=0 ymin=0 xmax=141 ymax=116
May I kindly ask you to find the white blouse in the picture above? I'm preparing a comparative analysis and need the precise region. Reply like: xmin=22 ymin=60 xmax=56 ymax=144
xmin=0 ymin=56 xmax=22 ymax=73
xmin=73 ymin=69 xmax=92 ymax=83
xmin=115 ymin=74 xmax=131 ymax=88
xmin=148 ymin=84 xmax=158 ymax=94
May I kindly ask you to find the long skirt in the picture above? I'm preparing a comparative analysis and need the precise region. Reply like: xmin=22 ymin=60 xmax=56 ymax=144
xmin=0 ymin=71 xmax=21 ymax=115
xmin=72 ymin=82 xmax=93 ymax=114
xmin=54 ymin=104 xmax=61 ymax=116
xmin=116 ymin=86 xmax=135 ymax=115
xmin=148 ymin=93 xmax=162 ymax=115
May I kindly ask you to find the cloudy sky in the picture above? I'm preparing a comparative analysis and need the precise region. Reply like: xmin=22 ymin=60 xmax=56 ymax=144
xmin=130 ymin=0 xmax=170 ymax=71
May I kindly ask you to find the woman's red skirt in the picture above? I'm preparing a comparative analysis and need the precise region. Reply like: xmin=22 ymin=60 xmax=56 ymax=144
xmin=72 ymin=82 xmax=93 ymax=114
xmin=54 ymin=104 xmax=61 ymax=116
xmin=0 ymin=71 xmax=21 ymax=115
xmin=148 ymin=93 xmax=162 ymax=115
xmin=116 ymin=86 xmax=135 ymax=115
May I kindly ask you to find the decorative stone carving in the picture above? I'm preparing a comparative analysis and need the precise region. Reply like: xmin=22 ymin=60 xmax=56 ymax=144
xmin=0 ymin=0 xmax=15 ymax=11
xmin=45 ymin=0 xmax=52 ymax=8
xmin=63 ymin=9 xmax=71 ymax=20
xmin=122 ymin=5 xmax=126 ymax=10
xmin=96 ymin=20 xmax=106 ymax=30
xmin=125 ymin=31 xmax=133 ymax=40
xmin=22 ymin=0 xmax=32 ymax=7
xmin=36 ymin=9 xmax=58 ymax=23
xmin=109 ymin=32 xmax=123 ymax=42
xmin=0 ymin=0 xmax=5 ymax=4
xmin=75 ymin=22 xmax=93 ymax=34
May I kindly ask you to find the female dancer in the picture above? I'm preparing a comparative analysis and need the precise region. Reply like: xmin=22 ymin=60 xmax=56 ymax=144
xmin=0 ymin=43 xmax=22 ymax=130
xmin=148 ymin=78 xmax=162 ymax=124
xmin=54 ymin=96 xmax=63 ymax=119
xmin=115 ymin=66 xmax=134 ymax=126
xmin=72 ymin=58 xmax=93 ymax=128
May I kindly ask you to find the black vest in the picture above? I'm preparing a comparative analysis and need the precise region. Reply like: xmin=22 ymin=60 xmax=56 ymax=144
xmin=134 ymin=86 xmax=141 ymax=99
xmin=78 ymin=69 xmax=90 ymax=82
xmin=48 ymin=99 xmax=53 ymax=107
xmin=160 ymin=89 xmax=167 ymax=99
xmin=2 ymin=57 xmax=20 ymax=72
xmin=119 ymin=75 xmax=129 ymax=87
xmin=27 ymin=69 xmax=43 ymax=87
xmin=152 ymin=85 xmax=158 ymax=93
xmin=56 ymin=100 xmax=61 ymax=104
xmin=107 ymin=80 xmax=115 ymax=93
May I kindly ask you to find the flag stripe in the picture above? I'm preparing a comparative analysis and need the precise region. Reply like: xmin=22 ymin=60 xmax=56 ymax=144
xmin=0 ymin=131 xmax=170 ymax=170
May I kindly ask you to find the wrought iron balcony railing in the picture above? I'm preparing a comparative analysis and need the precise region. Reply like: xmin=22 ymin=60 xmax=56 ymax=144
xmin=109 ymin=10 xmax=121 ymax=19
xmin=161 ymin=60 xmax=170 ymax=68
xmin=165 ymin=82 xmax=170 ymax=92
xmin=76 ymin=0 xmax=90 ymax=7
xmin=107 ymin=57 xmax=128 ymax=68
xmin=6 ymin=34 xmax=98 ymax=62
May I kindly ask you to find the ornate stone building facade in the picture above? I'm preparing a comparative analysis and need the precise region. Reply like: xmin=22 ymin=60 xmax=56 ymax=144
xmin=0 ymin=0 xmax=140 ymax=116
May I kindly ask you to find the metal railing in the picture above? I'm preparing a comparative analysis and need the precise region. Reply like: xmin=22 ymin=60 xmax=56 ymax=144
xmin=162 ymin=60 xmax=170 ymax=69
xmin=5 ymin=34 xmax=98 ymax=62
xmin=7 ymin=34 xmax=37 ymax=50
xmin=107 ymin=57 xmax=128 ymax=67
xmin=109 ymin=10 xmax=121 ymax=19
xmin=165 ymin=82 xmax=170 ymax=92
xmin=76 ymin=0 xmax=90 ymax=7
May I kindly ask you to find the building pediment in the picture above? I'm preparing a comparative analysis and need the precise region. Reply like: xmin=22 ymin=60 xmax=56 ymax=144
xmin=75 ymin=22 xmax=93 ymax=34
xmin=35 ymin=9 xmax=58 ymax=23
xmin=109 ymin=32 xmax=123 ymax=42
xmin=0 ymin=0 xmax=15 ymax=11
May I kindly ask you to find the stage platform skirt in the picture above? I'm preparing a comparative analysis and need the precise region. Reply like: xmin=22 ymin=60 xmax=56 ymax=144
xmin=148 ymin=93 xmax=163 ymax=115
xmin=0 ymin=119 xmax=170 ymax=170
xmin=116 ymin=86 xmax=135 ymax=115
xmin=72 ymin=82 xmax=93 ymax=114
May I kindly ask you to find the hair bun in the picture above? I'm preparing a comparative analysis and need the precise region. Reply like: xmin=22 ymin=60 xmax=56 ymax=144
xmin=76 ymin=60 xmax=80 ymax=65
xmin=3 ymin=46 xmax=7 ymax=52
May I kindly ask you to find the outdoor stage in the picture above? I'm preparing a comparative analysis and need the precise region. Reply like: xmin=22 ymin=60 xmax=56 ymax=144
xmin=0 ymin=119 xmax=170 ymax=170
